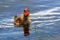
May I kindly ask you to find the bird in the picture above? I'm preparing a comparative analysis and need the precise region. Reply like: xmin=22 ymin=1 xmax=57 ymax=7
xmin=14 ymin=8 xmax=31 ymax=36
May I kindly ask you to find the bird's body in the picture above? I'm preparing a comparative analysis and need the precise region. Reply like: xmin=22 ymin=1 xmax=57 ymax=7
xmin=14 ymin=16 xmax=31 ymax=27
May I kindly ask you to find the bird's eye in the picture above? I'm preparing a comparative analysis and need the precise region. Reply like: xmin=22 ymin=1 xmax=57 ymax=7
xmin=24 ymin=10 xmax=26 ymax=12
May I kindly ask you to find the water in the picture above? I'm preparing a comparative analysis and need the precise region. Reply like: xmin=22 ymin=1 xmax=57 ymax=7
xmin=0 ymin=0 xmax=60 ymax=40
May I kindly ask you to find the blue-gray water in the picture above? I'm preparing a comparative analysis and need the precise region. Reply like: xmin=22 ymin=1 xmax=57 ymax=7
xmin=0 ymin=0 xmax=60 ymax=40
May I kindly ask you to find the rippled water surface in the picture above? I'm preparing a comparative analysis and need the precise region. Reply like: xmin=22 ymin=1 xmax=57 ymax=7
xmin=0 ymin=0 xmax=60 ymax=40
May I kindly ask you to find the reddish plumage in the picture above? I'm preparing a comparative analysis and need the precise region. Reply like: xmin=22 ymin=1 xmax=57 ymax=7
xmin=23 ymin=8 xmax=29 ymax=17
